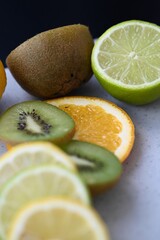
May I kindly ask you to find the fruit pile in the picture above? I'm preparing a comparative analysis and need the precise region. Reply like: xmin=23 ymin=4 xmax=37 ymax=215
xmin=0 ymin=98 xmax=130 ymax=238
xmin=0 ymin=19 xmax=159 ymax=239
xmin=0 ymin=141 xmax=110 ymax=239
xmin=0 ymin=97 xmax=133 ymax=239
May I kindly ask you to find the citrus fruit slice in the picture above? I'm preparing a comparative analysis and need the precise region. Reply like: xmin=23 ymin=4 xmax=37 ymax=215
xmin=47 ymin=96 xmax=135 ymax=162
xmin=0 ymin=60 xmax=7 ymax=98
xmin=0 ymin=141 xmax=77 ymax=188
xmin=0 ymin=165 xmax=90 ymax=238
xmin=91 ymin=20 xmax=160 ymax=105
xmin=8 ymin=198 xmax=110 ymax=240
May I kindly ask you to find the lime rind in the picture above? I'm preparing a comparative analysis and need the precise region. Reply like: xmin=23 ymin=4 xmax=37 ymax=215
xmin=93 ymin=65 xmax=160 ymax=104
xmin=92 ymin=20 xmax=160 ymax=104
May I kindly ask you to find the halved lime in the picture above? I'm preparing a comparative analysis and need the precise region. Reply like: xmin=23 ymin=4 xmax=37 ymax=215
xmin=0 ymin=165 xmax=90 ymax=239
xmin=92 ymin=20 xmax=160 ymax=105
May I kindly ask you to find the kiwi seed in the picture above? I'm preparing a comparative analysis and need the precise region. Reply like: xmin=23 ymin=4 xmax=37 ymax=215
xmin=17 ymin=109 xmax=52 ymax=135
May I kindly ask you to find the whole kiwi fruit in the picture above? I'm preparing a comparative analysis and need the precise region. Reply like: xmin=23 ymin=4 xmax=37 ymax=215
xmin=6 ymin=24 xmax=94 ymax=99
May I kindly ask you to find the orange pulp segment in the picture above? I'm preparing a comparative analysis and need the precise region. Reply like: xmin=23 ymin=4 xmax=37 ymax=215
xmin=60 ymin=104 xmax=122 ymax=153
xmin=47 ymin=96 xmax=135 ymax=162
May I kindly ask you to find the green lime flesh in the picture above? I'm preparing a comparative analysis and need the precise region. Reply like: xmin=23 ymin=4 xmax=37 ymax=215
xmin=92 ymin=20 xmax=160 ymax=105
xmin=0 ymin=165 xmax=90 ymax=239
xmin=0 ymin=101 xmax=75 ymax=144
xmin=61 ymin=140 xmax=123 ymax=190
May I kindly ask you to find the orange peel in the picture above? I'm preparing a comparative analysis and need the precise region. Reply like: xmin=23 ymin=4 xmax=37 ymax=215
xmin=47 ymin=96 xmax=135 ymax=162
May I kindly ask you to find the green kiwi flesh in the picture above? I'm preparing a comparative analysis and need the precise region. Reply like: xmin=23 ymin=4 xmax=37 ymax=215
xmin=0 ymin=101 xmax=75 ymax=144
xmin=61 ymin=140 xmax=123 ymax=193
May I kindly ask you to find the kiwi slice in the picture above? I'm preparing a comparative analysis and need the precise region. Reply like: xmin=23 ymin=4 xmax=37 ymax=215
xmin=0 ymin=101 xmax=75 ymax=145
xmin=61 ymin=140 xmax=123 ymax=194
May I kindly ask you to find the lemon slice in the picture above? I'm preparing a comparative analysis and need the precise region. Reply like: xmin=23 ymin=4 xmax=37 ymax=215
xmin=47 ymin=96 xmax=135 ymax=162
xmin=0 ymin=165 xmax=90 ymax=239
xmin=92 ymin=20 xmax=160 ymax=105
xmin=8 ymin=198 xmax=110 ymax=240
xmin=0 ymin=141 xmax=76 ymax=188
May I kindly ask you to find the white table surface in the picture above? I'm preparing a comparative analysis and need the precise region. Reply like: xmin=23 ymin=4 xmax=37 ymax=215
xmin=0 ymin=68 xmax=160 ymax=240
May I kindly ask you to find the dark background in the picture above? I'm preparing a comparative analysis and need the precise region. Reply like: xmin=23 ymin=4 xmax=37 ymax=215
xmin=0 ymin=0 xmax=159 ymax=66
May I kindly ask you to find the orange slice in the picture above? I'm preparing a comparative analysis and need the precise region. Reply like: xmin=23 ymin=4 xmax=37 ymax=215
xmin=47 ymin=96 xmax=135 ymax=162
xmin=0 ymin=60 xmax=7 ymax=98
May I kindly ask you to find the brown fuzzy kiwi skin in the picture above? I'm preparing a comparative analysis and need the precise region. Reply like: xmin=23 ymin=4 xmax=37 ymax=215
xmin=6 ymin=24 xmax=94 ymax=99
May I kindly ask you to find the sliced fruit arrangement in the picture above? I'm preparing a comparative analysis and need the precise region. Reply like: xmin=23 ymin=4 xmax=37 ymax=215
xmin=91 ymin=20 xmax=160 ymax=105
xmin=0 ymin=60 xmax=6 ymax=98
xmin=0 ymin=92 xmax=134 ymax=239
xmin=0 ymin=140 xmax=123 ymax=195
xmin=1 ymin=19 xmax=154 ymax=239
xmin=0 ymin=140 xmax=114 ymax=239
xmin=0 ymin=165 xmax=90 ymax=239
xmin=8 ymin=197 xmax=110 ymax=240
xmin=61 ymin=140 xmax=122 ymax=194
xmin=47 ymin=96 xmax=135 ymax=162
xmin=0 ymin=100 xmax=75 ymax=145
xmin=0 ymin=141 xmax=77 ymax=188
xmin=6 ymin=24 xmax=94 ymax=99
